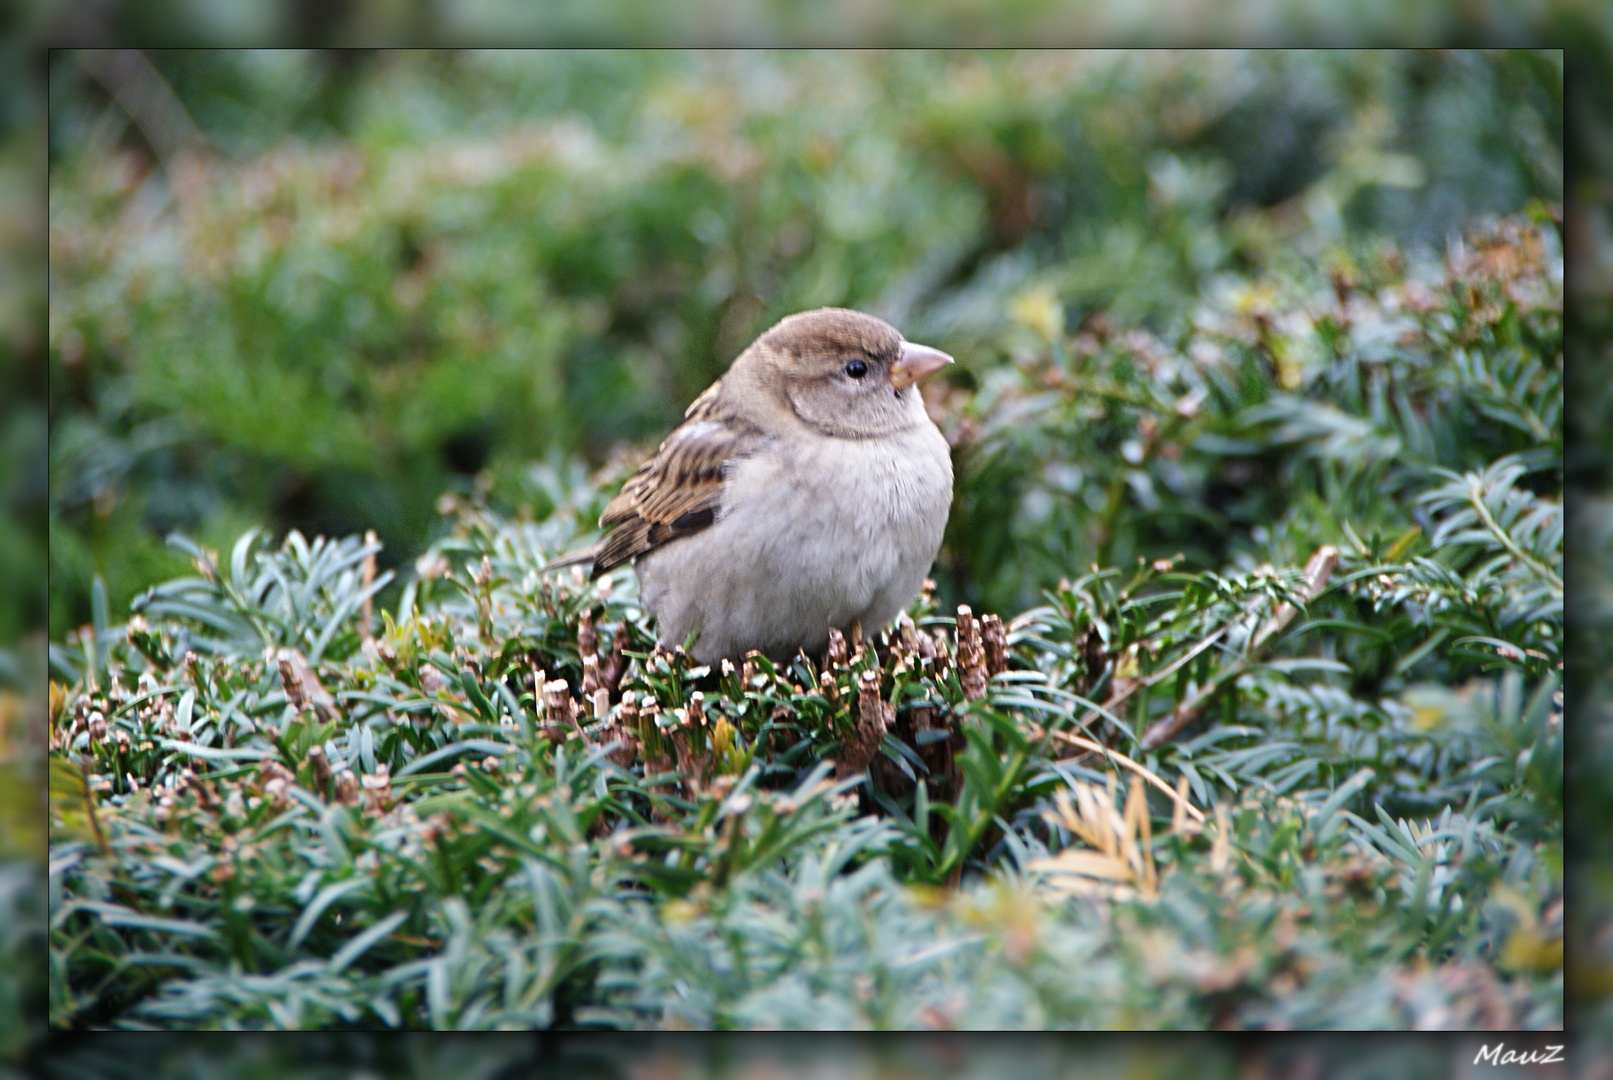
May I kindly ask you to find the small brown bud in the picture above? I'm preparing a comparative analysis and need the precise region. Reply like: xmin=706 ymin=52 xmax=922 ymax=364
xmin=601 ymin=704 xmax=640 ymax=768
xmin=856 ymin=668 xmax=882 ymax=717
xmin=279 ymin=657 xmax=306 ymax=711
xmin=259 ymin=759 xmax=292 ymax=786
xmin=603 ymin=623 xmax=631 ymax=690
xmin=849 ymin=620 xmax=865 ymax=656
xmin=578 ymin=609 xmax=598 ymax=659
xmin=837 ymin=669 xmax=892 ymax=778
xmin=259 ymin=760 xmax=294 ymax=809
xmin=613 ymin=696 xmax=643 ymax=760
xmin=334 ymin=769 xmax=360 ymax=805
xmin=307 ymin=744 xmax=332 ymax=791
xmin=581 ymin=653 xmax=602 ymax=697
xmin=420 ymin=665 xmax=445 ymax=694
xmin=826 ymin=628 xmax=849 ymax=668
xmin=361 ymin=763 xmax=392 ymax=811
xmin=544 ymin=679 xmax=579 ymax=730
xmin=423 ymin=812 xmax=450 ymax=848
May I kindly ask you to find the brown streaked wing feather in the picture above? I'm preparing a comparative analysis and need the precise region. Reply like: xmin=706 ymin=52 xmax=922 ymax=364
xmin=591 ymin=380 xmax=765 ymax=576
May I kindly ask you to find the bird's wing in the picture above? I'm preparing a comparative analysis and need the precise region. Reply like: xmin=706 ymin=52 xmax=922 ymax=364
xmin=589 ymin=379 xmax=767 ymax=576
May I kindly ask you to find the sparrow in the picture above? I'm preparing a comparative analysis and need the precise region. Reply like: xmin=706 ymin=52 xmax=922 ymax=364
xmin=546 ymin=308 xmax=954 ymax=664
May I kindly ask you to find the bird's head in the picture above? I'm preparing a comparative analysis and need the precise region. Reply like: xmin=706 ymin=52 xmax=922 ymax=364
xmin=745 ymin=308 xmax=953 ymax=438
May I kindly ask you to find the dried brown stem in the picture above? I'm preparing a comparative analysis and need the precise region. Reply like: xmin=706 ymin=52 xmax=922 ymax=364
xmin=1049 ymin=729 xmax=1205 ymax=824
xmin=361 ymin=531 xmax=377 ymax=644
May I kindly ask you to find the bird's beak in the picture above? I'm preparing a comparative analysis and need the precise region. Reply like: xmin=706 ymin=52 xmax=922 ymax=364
xmin=889 ymin=341 xmax=954 ymax=391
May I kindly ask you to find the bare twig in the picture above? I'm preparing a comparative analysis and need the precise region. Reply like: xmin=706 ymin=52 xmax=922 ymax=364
xmin=1252 ymin=545 xmax=1341 ymax=652
xmin=1139 ymin=545 xmax=1338 ymax=750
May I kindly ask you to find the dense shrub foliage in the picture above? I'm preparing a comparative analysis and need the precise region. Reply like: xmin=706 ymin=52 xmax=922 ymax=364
xmin=48 ymin=209 xmax=1563 ymax=1029
xmin=47 ymin=50 xmax=1564 ymax=638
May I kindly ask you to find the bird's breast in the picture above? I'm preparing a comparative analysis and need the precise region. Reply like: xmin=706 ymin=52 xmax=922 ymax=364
xmin=719 ymin=423 xmax=951 ymax=582
xmin=635 ymin=421 xmax=952 ymax=661
xmin=738 ymin=423 xmax=946 ymax=515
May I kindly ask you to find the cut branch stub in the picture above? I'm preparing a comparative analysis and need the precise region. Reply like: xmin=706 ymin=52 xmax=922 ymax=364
xmin=279 ymin=657 xmax=306 ymax=711
xmin=600 ymin=622 xmax=631 ymax=693
xmin=542 ymin=679 xmax=580 ymax=732
xmin=578 ymin=608 xmax=598 ymax=660
xmin=581 ymin=653 xmax=602 ymax=697
xmin=837 ymin=668 xmax=892 ymax=778
xmin=826 ymin=627 xmax=849 ymax=669
xmin=956 ymin=605 xmax=987 ymax=701
xmin=981 ymin=613 xmax=1007 ymax=677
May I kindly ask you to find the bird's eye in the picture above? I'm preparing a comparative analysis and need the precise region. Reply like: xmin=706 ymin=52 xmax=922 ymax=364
xmin=844 ymin=360 xmax=868 ymax=379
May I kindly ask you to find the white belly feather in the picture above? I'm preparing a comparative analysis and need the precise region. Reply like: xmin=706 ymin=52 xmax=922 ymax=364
xmin=635 ymin=421 xmax=952 ymax=663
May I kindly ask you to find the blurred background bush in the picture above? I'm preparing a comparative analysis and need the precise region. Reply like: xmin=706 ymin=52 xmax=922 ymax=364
xmin=47 ymin=50 xmax=1564 ymax=642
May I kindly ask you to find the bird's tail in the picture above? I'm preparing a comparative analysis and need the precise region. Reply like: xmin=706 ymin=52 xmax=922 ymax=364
xmin=538 ymin=544 xmax=599 ymax=576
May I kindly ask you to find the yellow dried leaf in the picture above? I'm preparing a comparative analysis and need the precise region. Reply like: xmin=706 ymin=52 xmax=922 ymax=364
xmin=1210 ymin=802 xmax=1231 ymax=874
xmin=1028 ymin=849 xmax=1135 ymax=882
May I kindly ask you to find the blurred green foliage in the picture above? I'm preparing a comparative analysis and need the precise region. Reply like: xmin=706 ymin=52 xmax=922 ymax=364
xmin=27 ymin=0 xmax=1589 ymax=50
xmin=48 ymin=50 xmax=1563 ymax=640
